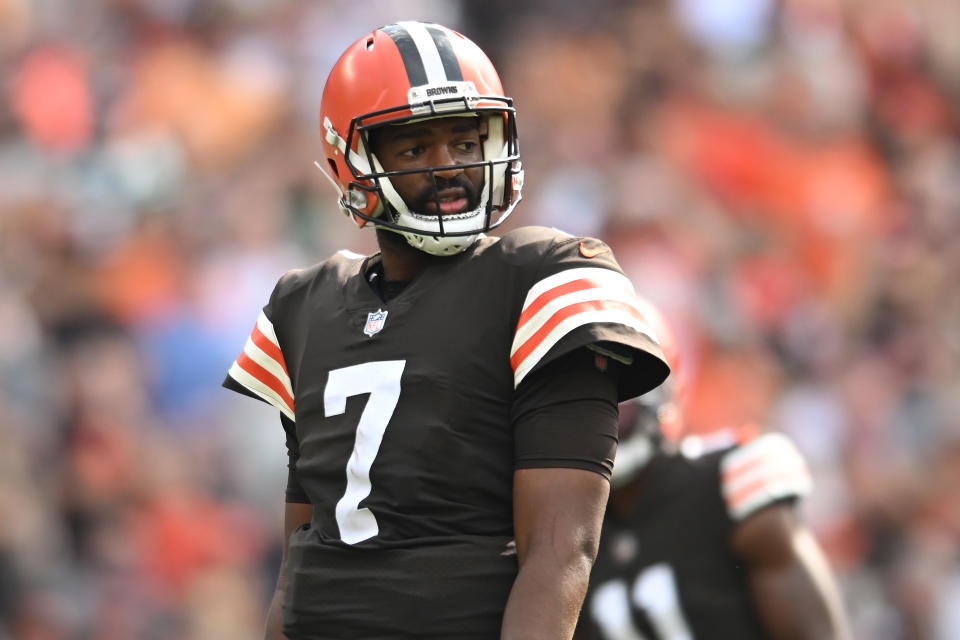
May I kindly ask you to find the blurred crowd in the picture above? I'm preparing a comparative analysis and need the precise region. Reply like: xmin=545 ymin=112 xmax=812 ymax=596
xmin=0 ymin=0 xmax=957 ymax=638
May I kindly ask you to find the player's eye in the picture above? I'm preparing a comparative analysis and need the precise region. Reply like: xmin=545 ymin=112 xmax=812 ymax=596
xmin=400 ymin=144 xmax=426 ymax=158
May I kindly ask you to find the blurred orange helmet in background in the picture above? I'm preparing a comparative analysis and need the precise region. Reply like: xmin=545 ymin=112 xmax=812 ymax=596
xmin=611 ymin=296 xmax=686 ymax=487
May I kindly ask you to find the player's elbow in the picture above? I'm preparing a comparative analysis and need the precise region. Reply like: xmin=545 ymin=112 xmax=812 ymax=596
xmin=556 ymin=522 xmax=603 ymax=575
xmin=573 ymin=522 xmax=602 ymax=566
xmin=520 ymin=521 xmax=600 ymax=576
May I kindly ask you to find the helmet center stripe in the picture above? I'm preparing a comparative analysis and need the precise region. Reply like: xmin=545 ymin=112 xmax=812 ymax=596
xmin=397 ymin=21 xmax=448 ymax=85
xmin=382 ymin=24 xmax=428 ymax=87
xmin=425 ymin=25 xmax=463 ymax=82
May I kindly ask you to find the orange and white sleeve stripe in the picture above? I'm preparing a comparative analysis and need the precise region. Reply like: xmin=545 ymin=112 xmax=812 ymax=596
xmin=510 ymin=267 xmax=658 ymax=387
xmin=227 ymin=310 xmax=295 ymax=421
xmin=721 ymin=433 xmax=812 ymax=521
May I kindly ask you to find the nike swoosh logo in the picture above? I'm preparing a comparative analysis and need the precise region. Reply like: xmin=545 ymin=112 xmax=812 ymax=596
xmin=579 ymin=241 xmax=610 ymax=258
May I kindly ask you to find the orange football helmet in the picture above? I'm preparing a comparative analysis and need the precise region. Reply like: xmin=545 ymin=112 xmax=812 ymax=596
xmin=317 ymin=22 xmax=523 ymax=256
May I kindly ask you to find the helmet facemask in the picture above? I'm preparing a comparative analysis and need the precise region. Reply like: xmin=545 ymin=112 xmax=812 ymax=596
xmin=327 ymin=94 xmax=522 ymax=256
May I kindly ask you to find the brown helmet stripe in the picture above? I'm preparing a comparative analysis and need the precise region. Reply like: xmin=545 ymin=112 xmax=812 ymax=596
xmin=381 ymin=24 xmax=428 ymax=87
xmin=425 ymin=25 xmax=463 ymax=82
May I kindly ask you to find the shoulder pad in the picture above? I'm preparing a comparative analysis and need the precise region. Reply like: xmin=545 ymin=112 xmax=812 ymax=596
xmin=274 ymin=249 xmax=363 ymax=298
xmin=495 ymin=226 xmax=574 ymax=265
xmin=496 ymin=226 xmax=622 ymax=272
xmin=679 ymin=430 xmax=740 ymax=459
xmin=274 ymin=264 xmax=319 ymax=296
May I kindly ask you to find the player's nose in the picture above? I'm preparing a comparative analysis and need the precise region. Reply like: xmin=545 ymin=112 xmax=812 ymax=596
xmin=428 ymin=144 xmax=464 ymax=178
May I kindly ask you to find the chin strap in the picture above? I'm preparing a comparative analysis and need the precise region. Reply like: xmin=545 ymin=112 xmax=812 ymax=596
xmin=313 ymin=160 xmax=343 ymax=196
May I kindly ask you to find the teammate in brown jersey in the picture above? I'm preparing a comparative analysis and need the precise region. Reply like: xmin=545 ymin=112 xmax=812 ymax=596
xmin=576 ymin=300 xmax=851 ymax=640
xmin=223 ymin=21 xmax=669 ymax=640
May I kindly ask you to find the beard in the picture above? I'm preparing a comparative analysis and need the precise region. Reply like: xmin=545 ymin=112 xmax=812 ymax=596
xmin=408 ymin=174 xmax=482 ymax=216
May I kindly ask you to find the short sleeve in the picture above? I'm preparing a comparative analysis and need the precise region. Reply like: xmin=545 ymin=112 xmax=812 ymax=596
xmin=720 ymin=433 xmax=813 ymax=521
xmin=512 ymin=347 xmax=620 ymax=478
xmin=222 ymin=282 xmax=295 ymax=421
xmin=509 ymin=234 xmax=669 ymax=400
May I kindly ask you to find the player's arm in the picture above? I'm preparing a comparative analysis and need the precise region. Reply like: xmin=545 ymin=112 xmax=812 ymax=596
xmin=502 ymin=348 xmax=620 ymax=640
xmin=500 ymin=233 xmax=669 ymax=638
xmin=265 ymin=502 xmax=313 ymax=640
xmin=502 ymin=467 xmax=608 ymax=640
xmin=731 ymin=503 xmax=851 ymax=640
xmin=721 ymin=433 xmax=850 ymax=640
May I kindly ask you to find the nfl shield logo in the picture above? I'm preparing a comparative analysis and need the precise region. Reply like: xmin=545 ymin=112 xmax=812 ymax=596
xmin=363 ymin=309 xmax=388 ymax=337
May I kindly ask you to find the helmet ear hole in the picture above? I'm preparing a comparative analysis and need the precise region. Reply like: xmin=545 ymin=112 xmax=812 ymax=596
xmin=365 ymin=37 xmax=375 ymax=50
xmin=327 ymin=158 xmax=339 ymax=178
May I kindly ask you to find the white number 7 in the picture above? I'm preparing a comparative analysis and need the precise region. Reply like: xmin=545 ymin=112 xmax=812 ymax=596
xmin=324 ymin=360 xmax=406 ymax=544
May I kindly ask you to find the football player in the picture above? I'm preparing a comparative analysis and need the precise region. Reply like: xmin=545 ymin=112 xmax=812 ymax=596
xmin=576 ymin=300 xmax=852 ymax=640
xmin=223 ymin=22 xmax=669 ymax=640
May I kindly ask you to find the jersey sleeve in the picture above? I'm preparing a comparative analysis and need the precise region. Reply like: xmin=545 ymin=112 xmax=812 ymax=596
xmin=509 ymin=232 xmax=669 ymax=400
xmin=222 ymin=281 xmax=295 ymax=421
xmin=719 ymin=432 xmax=813 ymax=521
xmin=512 ymin=347 xmax=619 ymax=478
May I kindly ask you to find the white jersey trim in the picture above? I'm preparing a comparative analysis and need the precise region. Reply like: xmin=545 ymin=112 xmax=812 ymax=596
xmin=228 ymin=363 xmax=295 ymax=421
xmin=721 ymin=433 xmax=812 ymax=521
xmin=510 ymin=267 xmax=657 ymax=387
xmin=227 ymin=310 xmax=295 ymax=420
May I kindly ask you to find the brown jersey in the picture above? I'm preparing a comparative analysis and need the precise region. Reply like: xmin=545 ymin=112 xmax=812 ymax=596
xmin=579 ymin=433 xmax=813 ymax=640
xmin=224 ymin=226 xmax=667 ymax=638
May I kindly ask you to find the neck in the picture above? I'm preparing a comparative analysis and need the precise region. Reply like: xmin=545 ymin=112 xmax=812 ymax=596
xmin=376 ymin=228 xmax=437 ymax=282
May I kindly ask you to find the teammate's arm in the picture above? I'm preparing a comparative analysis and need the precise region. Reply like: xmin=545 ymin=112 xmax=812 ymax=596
xmin=731 ymin=503 xmax=852 ymax=640
xmin=265 ymin=502 xmax=313 ymax=640
xmin=502 ymin=467 xmax=609 ymax=640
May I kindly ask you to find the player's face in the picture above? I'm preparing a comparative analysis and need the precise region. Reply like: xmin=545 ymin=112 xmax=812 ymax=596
xmin=370 ymin=116 xmax=486 ymax=216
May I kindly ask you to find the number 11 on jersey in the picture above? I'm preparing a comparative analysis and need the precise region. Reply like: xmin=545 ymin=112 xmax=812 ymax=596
xmin=591 ymin=563 xmax=694 ymax=640
xmin=324 ymin=360 xmax=406 ymax=544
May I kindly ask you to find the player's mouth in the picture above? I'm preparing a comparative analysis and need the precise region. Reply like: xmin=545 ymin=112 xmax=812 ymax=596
xmin=411 ymin=177 xmax=481 ymax=217
xmin=425 ymin=189 xmax=469 ymax=215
